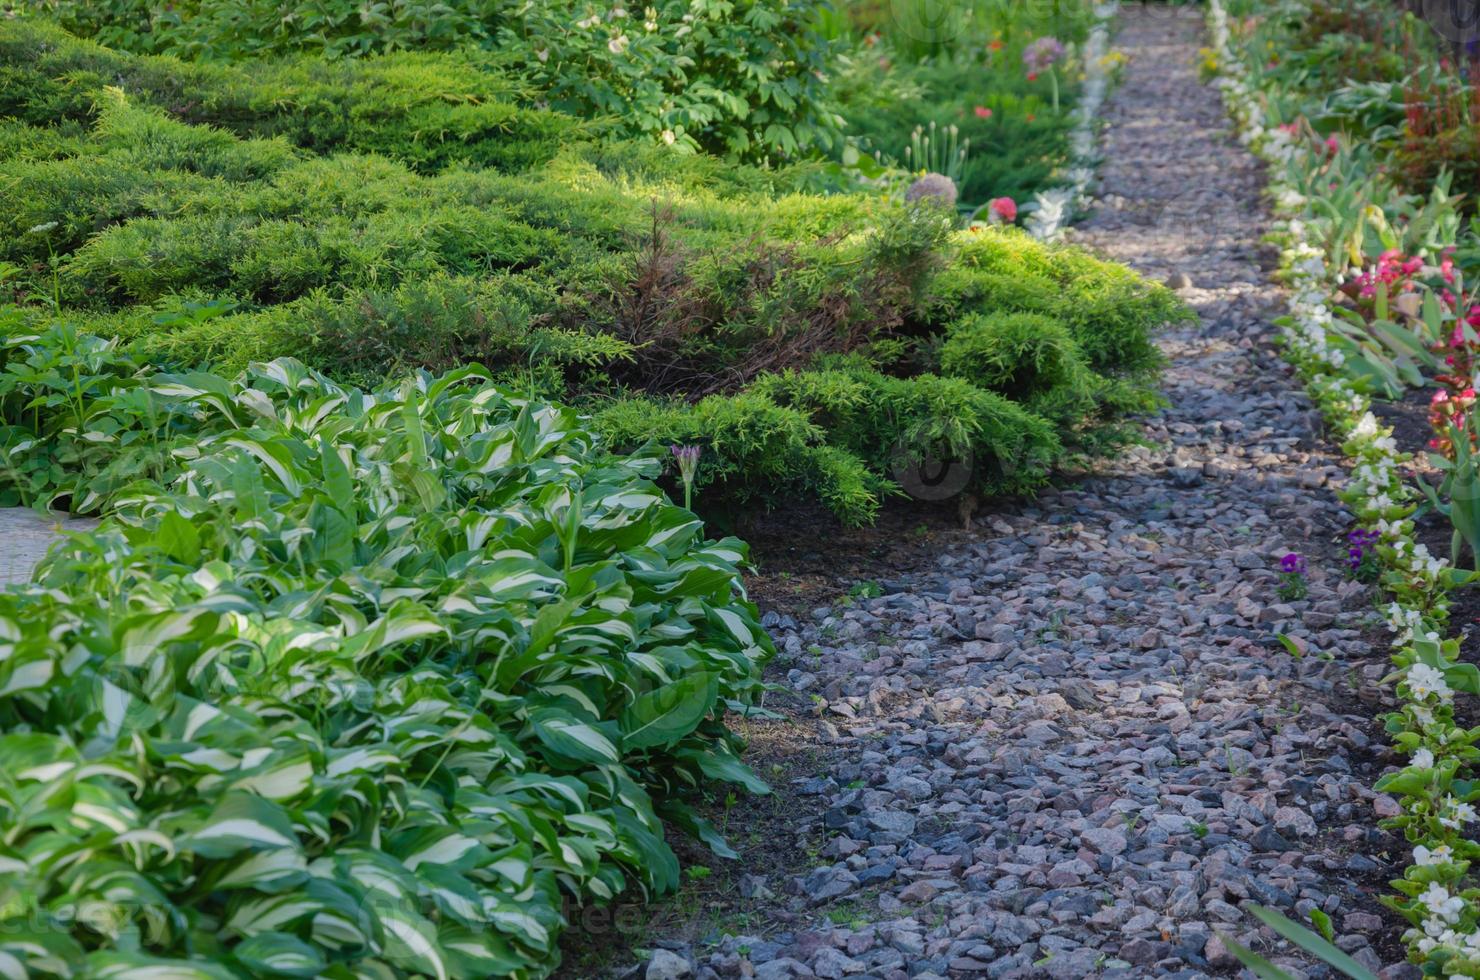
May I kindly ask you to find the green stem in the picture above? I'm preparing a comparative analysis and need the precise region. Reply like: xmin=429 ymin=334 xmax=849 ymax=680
xmin=1049 ymin=68 xmax=1060 ymax=114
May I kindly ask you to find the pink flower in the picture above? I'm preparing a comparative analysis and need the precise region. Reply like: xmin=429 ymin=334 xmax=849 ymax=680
xmin=988 ymin=197 xmax=1017 ymax=224
xmin=974 ymin=105 xmax=993 ymax=119
xmin=1324 ymin=135 xmax=1339 ymax=155
xmin=1027 ymin=71 xmax=1038 ymax=82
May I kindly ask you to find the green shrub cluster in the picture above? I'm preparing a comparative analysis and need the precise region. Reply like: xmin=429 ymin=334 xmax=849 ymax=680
xmin=0 ymin=18 xmax=581 ymax=174
xmin=14 ymin=0 xmax=843 ymax=163
xmin=0 ymin=18 xmax=1182 ymax=522
xmin=0 ymin=318 xmax=772 ymax=977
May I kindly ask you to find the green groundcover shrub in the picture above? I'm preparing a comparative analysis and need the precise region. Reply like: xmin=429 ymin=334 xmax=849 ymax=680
xmin=0 ymin=18 xmax=582 ymax=174
xmin=0 ymin=318 xmax=772 ymax=978
xmin=0 ymin=16 xmax=1184 ymax=523
xmin=12 ymin=0 xmax=844 ymax=162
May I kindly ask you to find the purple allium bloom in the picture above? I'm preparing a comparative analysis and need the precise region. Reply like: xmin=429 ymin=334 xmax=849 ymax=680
xmin=1023 ymin=36 xmax=1065 ymax=72
xmin=1279 ymin=552 xmax=1307 ymax=575
xmin=904 ymin=172 xmax=959 ymax=208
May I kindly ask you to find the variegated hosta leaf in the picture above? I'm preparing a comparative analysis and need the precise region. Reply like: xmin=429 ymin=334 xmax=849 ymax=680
xmin=0 ymin=340 xmax=775 ymax=977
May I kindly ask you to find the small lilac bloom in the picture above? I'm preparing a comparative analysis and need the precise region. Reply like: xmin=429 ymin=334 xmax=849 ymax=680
xmin=671 ymin=444 xmax=701 ymax=509
xmin=1023 ymin=36 xmax=1065 ymax=72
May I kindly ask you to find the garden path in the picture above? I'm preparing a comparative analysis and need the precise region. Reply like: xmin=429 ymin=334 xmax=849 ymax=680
xmin=623 ymin=6 xmax=1409 ymax=979
xmin=0 ymin=508 xmax=91 ymax=587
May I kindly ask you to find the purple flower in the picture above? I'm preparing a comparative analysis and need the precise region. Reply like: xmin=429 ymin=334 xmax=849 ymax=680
xmin=1346 ymin=528 xmax=1380 ymax=569
xmin=904 ymin=172 xmax=959 ymax=208
xmin=670 ymin=444 xmax=701 ymax=510
xmin=1279 ymin=552 xmax=1307 ymax=575
xmin=1023 ymin=36 xmax=1065 ymax=72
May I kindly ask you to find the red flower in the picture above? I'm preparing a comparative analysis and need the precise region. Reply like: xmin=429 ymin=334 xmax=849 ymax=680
xmin=1027 ymin=71 xmax=1038 ymax=81
xmin=988 ymin=197 xmax=1017 ymax=224
xmin=974 ymin=105 xmax=993 ymax=119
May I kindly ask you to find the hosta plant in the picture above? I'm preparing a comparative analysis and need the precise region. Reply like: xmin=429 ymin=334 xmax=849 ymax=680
xmin=0 ymin=328 xmax=773 ymax=977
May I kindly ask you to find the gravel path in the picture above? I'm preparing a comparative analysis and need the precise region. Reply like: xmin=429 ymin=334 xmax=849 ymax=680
xmin=626 ymin=8 xmax=1408 ymax=980
xmin=0 ymin=508 xmax=89 ymax=587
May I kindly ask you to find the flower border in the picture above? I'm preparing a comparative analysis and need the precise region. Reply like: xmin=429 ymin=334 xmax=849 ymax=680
xmin=1206 ymin=1 xmax=1480 ymax=970
xmin=1026 ymin=0 xmax=1119 ymax=241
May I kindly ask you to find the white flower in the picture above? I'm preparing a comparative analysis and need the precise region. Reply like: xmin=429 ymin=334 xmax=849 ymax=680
xmin=576 ymin=13 xmax=600 ymax=28
xmin=1440 ymin=796 xmax=1478 ymax=829
xmin=607 ymin=33 xmax=629 ymax=54
xmin=1421 ymin=882 xmax=1467 ymax=923
xmin=1407 ymin=663 xmax=1452 ymax=702
xmin=536 ymin=48 xmax=549 ymax=62
xmin=1415 ymin=842 xmax=1453 ymax=865
xmin=1412 ymin=748 xmax=1436 ymax=770
xmin=661 ymin=129 xmax=675 ymax=145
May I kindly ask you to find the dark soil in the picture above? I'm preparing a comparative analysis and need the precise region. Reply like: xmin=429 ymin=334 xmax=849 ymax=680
xmin=553 ymin=712 xmax=834 ymax=979
xmin=735 ymin=486 xmax=1048 ymax=622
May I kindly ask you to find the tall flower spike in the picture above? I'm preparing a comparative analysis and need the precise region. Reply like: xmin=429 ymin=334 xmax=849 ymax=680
xmin=671 ymin=444 xmax=701 ymax=511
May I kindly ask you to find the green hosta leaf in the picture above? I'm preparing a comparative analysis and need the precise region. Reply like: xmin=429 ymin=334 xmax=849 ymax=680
xmin=664 ymin=801 xmax=738 ymax=859
xmin=530 ymin=710 xmax=620 ymax=765
xmin=155 ymin=508 xmax=201 ymax=564
xmin=391 ymin=828 xmax=487 ymax=873
xmin=686 ymin=747 xmax=770 ymax=795
xmin=216 ymin=849 xmax=310 ymax=892
xmin=376 ymin=906 xmax=448 ymax=980
xmin=0 ymin=649 xmax=54 ymax=699
xmin=86 ymin=952 xmax=240 ymax=979
xmin=230 ymin=750 xmax=314 ymax=801
xmin=303 ymin=500 xmax=354 ymax=570
xmin=232 ymin=932 xmax=325 ymax=978
xmin=614 ymin=809 xmax=679 ymax=894
xmin=118 ymin=608 xmax=218 ymax=669
xmin=440 ymin=925 xmax=527 ymax=977
xmin=182 ymin=792 xmax=298 ymax=859
xmin=225 ymin=892 xmax=325 ymax=939
xmin=621 ymin=671 xmax=719 ymax=750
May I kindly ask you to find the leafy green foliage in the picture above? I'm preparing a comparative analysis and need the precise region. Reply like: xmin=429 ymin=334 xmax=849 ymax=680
xmin=0 ymin=321 xmax=772 ymax=977
xmin=822 ymin=0 xmax=1102 ymax=209
xmin=930 ymin=231 xmax=1179 ymax=378
xmin=939 ymin=311 xmax=1097 ymax=425
xmin=0 ymin=19 xmax=1180 ymax=522
xmin=0 ymin=18 xmax=580 ymax=174
xmin=1219 ymin=905 xmax=1379 ymax=980
xmin=752 ymin=356 xmax=1062 ymax=496
xmin=592 ymin=390 xmax=888 ymax=526
xmin=14 ymin=0 xmax=844 ymax=162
